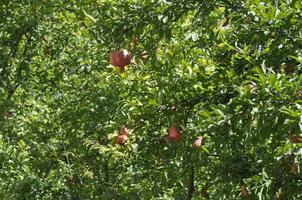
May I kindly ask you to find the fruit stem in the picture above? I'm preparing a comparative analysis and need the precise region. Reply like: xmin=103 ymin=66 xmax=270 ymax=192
xmin=119 ymin=66 xmax=125 ymax=72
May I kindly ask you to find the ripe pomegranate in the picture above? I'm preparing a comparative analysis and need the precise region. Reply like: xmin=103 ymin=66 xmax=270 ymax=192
xmin=116 ymin=134 xmax=128 ymax=145
xmin=169 ymin=125 xmax=181 ymax=142
xmin=193 ymin=137 xmax=204 ymax=149
xmin=289 ymin=134 xmax=302 ymax=143
xmin=119 ymin=126 xmax=129 ymax=136
xmin=110 ymin=49 xmax=131 ymax=71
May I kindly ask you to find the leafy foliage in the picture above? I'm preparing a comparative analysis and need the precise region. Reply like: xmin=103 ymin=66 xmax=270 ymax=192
xmin=1 ymin=0 xmax=302 ymax=199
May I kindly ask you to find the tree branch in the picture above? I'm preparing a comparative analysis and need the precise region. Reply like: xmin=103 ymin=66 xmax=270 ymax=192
xmin=187 ymin=164 xmax=195 ymax=200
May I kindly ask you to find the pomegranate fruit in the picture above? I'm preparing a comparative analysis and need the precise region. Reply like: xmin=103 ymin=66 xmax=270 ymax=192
xmin=119 ymin=126 xmax=129 ymax=136
xmin=116 ymin=134 xmax=128 ymax=145
xmin=193 ymin=137 xmax=204 ymax=149
xmin=110 ymin=49 xmax=131 ymax=71
xmin=169 ymin=125 xmax=181 ymax=142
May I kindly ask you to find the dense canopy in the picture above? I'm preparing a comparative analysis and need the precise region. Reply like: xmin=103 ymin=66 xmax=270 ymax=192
xmin=0 ymin=0 xmax=302 ymax=199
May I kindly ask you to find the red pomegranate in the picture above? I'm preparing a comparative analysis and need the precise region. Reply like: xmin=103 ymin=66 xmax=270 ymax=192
xmin=116 ymin=134 xmax=128 ymax=145
xmin=119 ymin=126 xmax=129 ymax=136
xmin=193 ymin=137 xmax=204 ymax=149
xmin=289 ymin=134 xmax=302 ymax=144
xmin=110 ymin=49 xmax=131 ymax=71
xmin=169 ymin=125 xmax=181 ymax=142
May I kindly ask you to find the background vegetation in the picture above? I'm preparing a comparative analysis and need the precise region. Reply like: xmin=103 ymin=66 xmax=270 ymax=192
xmin=1 ymin=0 xmax=301 ymax=199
